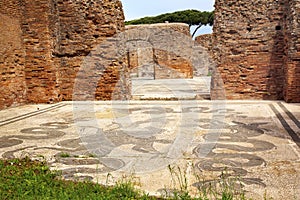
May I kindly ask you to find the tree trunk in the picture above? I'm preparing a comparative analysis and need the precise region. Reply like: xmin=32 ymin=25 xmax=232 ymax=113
xmin=192 ymin=24 xmax=203 ymax=38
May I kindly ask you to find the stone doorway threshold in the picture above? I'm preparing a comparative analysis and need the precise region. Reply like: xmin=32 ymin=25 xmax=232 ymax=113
xmin=131 ymin=77 xmax=211 ymax=100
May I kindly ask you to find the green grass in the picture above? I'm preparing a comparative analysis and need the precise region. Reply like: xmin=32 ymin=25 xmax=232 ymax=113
xmin=166 ymin=165 xmax=249 ymax=200
xmin=0 ymin=158 xmax=267 ymax=200
xmin=0 ymin=157 xmax=152 ymax=200
xmin=59 ymin=152 xmax=71 ymax=158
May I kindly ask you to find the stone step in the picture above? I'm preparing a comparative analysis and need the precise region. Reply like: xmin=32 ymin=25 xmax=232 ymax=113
xmin=131 ymin=93 xmax=211 ymax=100
xmin=131 ymin=77 xmax=211 ymax=101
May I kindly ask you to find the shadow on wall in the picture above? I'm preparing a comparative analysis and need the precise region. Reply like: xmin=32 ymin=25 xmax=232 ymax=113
xmin=264 ymin=24 xmax=285 ymax=100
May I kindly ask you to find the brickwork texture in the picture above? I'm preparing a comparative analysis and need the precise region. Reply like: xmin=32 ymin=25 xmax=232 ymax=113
xmin=126 ymin=23 xmax=193 ymax=79
xmin=1 ymin=0 xmax=299 ymax=109
xmin=0 ymin=0 xmax=127 ymax=109
xmin=212 ymin=0 xmax=300 ymax=102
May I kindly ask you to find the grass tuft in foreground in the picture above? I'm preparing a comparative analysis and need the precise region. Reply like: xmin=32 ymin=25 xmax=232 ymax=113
xmin=0 ymin=157 xmax=271 ymax=200
xmin=165 ymin=164 xmax=251 ymax=200
xmin=0 ymin=157 xmax=152 ymax=200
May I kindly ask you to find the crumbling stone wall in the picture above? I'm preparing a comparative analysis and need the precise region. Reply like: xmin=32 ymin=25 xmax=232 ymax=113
xmin=53 ymin=0 xmax=127 ymax=101
xmin=126 ymin=23 xmax=193 ymax=79
xmin=154 ymin=49 xmax=193 ymax=79
xmin=0 ymin=1 xmax=26 ymax=108
xmin=212 ymin=0 xmax=286 ymax=100
xmin=195 ymin=34 xmax=213 ymax=55
xmin=283 ymin=0 xmax=300 ymax=102
xmin=0 ymin=0 xmax=128 ymax=109
xmin=212 ymin=0 xmax=300 ymax=102
xmin=22 ymin=0 xmax=60 ymax=103
xmin=2 ymin=0 xmax=299 ymax=108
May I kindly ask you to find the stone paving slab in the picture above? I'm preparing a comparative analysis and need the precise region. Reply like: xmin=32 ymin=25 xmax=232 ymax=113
xmin=131 ymin=77 xmax=211 ymax=100
xmin=0 ymin=100 xmax=299 ymax=199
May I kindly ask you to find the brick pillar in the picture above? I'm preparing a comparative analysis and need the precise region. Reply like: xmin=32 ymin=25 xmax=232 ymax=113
xmin=212 ymin=0 xmax=285 ymax=100
xmin=22 ymin=0 xmax=60 ymax=103
xmin=283 ymin=0 xmax=300 ymax=103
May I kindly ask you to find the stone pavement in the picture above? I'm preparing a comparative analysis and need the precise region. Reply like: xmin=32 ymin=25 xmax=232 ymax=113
xmin=0 ymin=100 xmax=299 ymax=199
xmin=131 ymin=77 xmax=211 ymax=100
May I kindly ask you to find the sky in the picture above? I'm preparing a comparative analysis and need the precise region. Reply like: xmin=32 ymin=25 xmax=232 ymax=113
xmin=121 ymin=0 xmax=215 ymax=36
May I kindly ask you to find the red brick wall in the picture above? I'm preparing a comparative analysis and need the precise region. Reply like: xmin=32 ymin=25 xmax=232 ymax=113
xmin=1 ymin=0 xmax=299 ymax=108
xmin=126 ymin=23 xmax=193 ymax=79
xmin=195 ymin=34 xmax=213 ymax=55
xmin=0 ymin=0 xmax=128 ymax=109
xmin=154 ymin=49 xmax=193 ymax=79
xmin=0 ymin=1 xmax=26 ymax=108
xmin=22 ymin=0 xmax=60 ymax=103
xmin=283 ymin=0 xmax=300 ymax=102
xmin=212 ymin=0 xmax=300 ymax=102
xmin=212 ymin=0 xmax=286 ymax=100
xmin=53 ymin=0 xmax=127 ymax=101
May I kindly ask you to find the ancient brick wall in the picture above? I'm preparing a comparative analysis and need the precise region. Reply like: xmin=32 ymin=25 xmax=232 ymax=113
xmin=2 ymin=0 xmax=299 ymax=108
xmin=195 ymin=34 xmax=213 ymax=55
xmin=0 ymin=0 xmax=26 ymax=109
xmin=195 ymin=34 xmax=216 ymax=77
xmin=22 ymin=0 xmax=60 ymax=103
xmin=153 ymin=49 xmax=193 ymax=79
xmin=212 ymin=0 xmax=300 ymax=102
xmin=283 ymin=0 xmax=300 ymax=102
xmin=126 ymin=23 xmax=193 ymax=79
xmin=0 ymin=0 xmax=128 ymax=109
xmin=212 ymin=0 xmax=286 ymax=100
xmin=53 ymin=0 xmax=127 ymax=101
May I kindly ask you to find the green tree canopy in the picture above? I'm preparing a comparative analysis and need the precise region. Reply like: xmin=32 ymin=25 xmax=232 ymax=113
xmin=125 ymin=9 xmax=214 ymax=37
